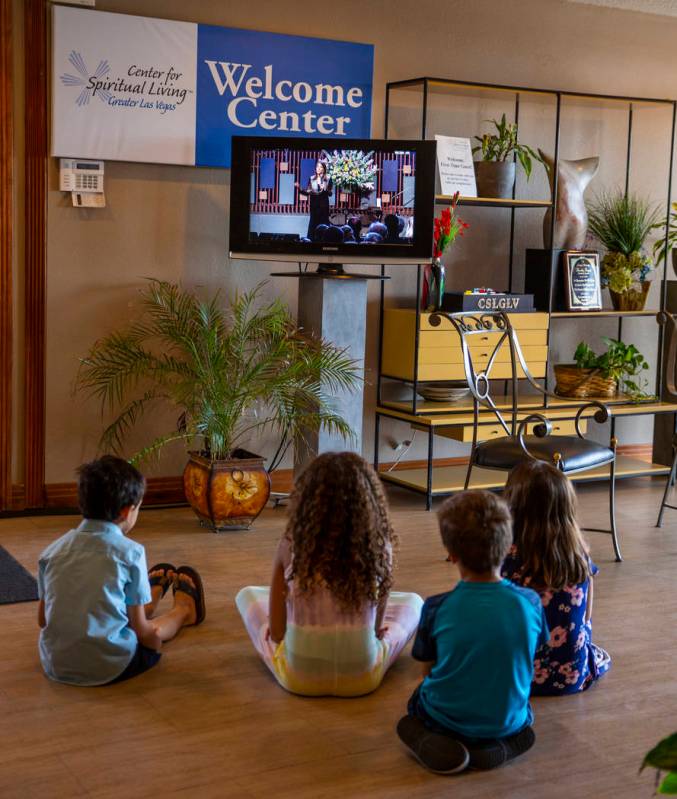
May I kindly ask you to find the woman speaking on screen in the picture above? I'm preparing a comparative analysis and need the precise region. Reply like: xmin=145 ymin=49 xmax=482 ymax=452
xmin=296 ymin=160 xmax=333 ymax=241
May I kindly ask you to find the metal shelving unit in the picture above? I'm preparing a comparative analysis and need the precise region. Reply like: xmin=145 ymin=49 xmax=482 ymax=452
xmin=375 ymin=76 xmax=677 ymax=508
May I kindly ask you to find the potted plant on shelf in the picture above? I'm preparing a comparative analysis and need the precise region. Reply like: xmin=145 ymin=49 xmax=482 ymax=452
xmin=587 ymin=191 xmax=659 ymax=311
xmin=472 ymin=113 xmax=544 ymax=198
xmin=76 ymin=280 xmax=360 ymax=531
xmin=554 ymin=337 xmax=652 ymax=401
xmin=651 ymin=200 xmax=677 ymax=278
xmin=423 ymin=192 xmax=469 ymax=311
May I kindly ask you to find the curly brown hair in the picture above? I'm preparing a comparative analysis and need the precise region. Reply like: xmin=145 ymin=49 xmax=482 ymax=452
xmin=285 ymin=452 xmax=395 ymax=612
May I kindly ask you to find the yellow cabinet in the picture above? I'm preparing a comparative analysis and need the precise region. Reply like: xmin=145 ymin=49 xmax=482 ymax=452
xmin=381 ymin=309 xmax=549 ymax=383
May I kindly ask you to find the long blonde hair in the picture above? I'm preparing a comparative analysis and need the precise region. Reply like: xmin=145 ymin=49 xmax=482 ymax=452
xmin=503 ymin=460 xmax=590 ymax=590
xmin=285 ymin=452 xmax=395 ymax=611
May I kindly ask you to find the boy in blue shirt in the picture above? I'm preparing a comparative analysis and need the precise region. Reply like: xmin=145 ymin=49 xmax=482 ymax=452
xmin=397 ymin=490 xmax=548 ymax=774
xmin=37 ymin=456 xmax=206 ymax=686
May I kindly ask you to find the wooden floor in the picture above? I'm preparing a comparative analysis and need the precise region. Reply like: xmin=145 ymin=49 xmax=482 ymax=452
xmin=1 ymin=477 xmax=676 ymax=798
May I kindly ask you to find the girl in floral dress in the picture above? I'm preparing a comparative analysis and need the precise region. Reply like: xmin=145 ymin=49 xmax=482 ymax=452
xmin=501 ymin=460 xmax=611 ymax=695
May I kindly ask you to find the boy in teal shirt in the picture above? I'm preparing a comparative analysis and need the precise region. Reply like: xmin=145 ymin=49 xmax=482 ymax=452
xmin=37 ymin=456 xmax=206 ymax=686
xmin=398 ymin=490 xmax=548 ymax=774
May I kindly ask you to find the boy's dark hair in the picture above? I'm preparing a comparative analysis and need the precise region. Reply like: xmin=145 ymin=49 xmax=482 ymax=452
xmin=437 ymin=490 xmax=512 ymax=572
xmin=77 ymin=455 xmax=146 ymax=522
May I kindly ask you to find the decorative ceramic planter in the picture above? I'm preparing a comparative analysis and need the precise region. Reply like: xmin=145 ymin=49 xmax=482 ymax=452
xmin=474 ymin=161 xmax=516 ymax=199
xmin=183 ymin=449 xmax=271 ymax=532
xmin=609 ymin=281 xmax=650 ymax=311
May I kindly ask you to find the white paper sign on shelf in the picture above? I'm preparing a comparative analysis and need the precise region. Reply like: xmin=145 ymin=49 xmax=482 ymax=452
xmin=435 ymin=135 xmax=477 ymax=197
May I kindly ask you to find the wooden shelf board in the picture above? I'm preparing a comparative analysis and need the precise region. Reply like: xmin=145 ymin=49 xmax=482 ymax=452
xmin=377 ymin=398 xmax=677 ymax=426
xmin=436 ymin=194 xmax=552 ymax=208
xmin=551 ymin=310 xmax=658 ymax=318
xmin=379 ymin=456 xmax=669 ymax=495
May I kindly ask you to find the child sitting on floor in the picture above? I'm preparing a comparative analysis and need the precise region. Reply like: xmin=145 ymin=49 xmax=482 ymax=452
xmin=236 ymin=451 xmax=423 ymax=697
xmin=502 ymin=459 xmax=611 ymax=695
xmin=397 ymin=490 xmax=548 ymax=775
xmin=37 ymin=455 xmax=206 ymax=686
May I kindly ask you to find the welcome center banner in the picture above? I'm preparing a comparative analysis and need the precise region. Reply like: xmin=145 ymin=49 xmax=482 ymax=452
xmin=52 ymin=7 xmax=374 ymax=168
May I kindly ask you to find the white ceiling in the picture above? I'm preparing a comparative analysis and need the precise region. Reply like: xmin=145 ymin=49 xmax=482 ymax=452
xmin=567 ymin=0 xmax=677 ymax=16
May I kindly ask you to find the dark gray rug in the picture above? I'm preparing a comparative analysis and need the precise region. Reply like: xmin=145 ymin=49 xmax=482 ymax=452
xmin=0 ymin=545 xmax=39 ymax=604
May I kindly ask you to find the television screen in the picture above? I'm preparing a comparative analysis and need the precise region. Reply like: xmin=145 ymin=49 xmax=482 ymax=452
xmin=229 ymin=136 xmax=436 ymax=265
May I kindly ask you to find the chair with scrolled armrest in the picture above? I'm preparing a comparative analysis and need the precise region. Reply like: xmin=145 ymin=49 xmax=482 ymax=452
xmin=656 ymin=311 xmax=677 ymax=528
xmin=429 ymin=310 xmax=621 ymax=561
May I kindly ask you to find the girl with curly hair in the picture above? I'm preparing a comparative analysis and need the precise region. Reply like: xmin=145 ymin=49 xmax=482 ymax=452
xmin=236 ymin=452 xmax=423 ymax=696
xmin=502 ymin=460 xmax=611 ymax=695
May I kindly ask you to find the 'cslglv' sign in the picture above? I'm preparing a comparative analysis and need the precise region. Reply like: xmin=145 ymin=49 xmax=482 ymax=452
xmin=51 ymin=7 xmax=374 ymax=168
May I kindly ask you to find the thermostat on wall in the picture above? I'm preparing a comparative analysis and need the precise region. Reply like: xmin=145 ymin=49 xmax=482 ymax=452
xmin=59 ymin=158 xmax=104 ymax=193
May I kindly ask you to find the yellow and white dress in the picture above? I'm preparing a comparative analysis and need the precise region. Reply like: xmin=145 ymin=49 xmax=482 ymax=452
xmin=236 ymin=537 xmax=423 ymax=697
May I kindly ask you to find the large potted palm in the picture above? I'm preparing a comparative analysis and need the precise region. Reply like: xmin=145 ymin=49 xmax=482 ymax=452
xmin=77 ymin=280 xmax=360 ymax=531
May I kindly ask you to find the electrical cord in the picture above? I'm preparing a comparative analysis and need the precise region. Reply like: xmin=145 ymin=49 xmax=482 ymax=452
xmin=386 ymin=431 xmax=417 ymax=472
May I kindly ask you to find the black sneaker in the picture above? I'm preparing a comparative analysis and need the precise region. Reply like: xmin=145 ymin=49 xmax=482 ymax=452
xmin=396 ymin=715 xmax=470 ymax=775
xmin=467 ymin=725 xmax=535 ymax=771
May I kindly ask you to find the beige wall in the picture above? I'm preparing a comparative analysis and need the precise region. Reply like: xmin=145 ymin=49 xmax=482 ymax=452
xmin=34 ymin=0 xmax=677 ymax=483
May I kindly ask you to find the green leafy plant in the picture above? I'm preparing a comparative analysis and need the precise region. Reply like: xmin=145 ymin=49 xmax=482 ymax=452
xmin=76 ymin=280 xmax=360 ymax=465
xmin=651 ymin=201 xmax=677 ymax=268
xmin=573 ymin=337 xmax=652 ymax=400
xmin=587 ymin=191 xmax=659 ymax=293
xmin=472 ymin=113 xmax=543 ymax=179
xmin=640 ymin=732 xmax=677 ymax=794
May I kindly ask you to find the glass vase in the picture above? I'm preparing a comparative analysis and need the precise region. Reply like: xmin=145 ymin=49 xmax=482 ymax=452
xmin=424 ymin=257 xmax=446 ymax=312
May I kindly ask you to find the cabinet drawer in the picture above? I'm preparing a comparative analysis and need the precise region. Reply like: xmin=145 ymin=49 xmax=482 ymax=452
xmin=436 ymin=419 xmax=586 ymax=443
xmin=419 ymin=312 xmax=549 ymax=331
xmin=417 ymin=362 xmax=547 ymax=381
xmin=417 ymin=345 xmax=549 ymax=365
xmin=418 ymin=330 xmax=548 ymax=349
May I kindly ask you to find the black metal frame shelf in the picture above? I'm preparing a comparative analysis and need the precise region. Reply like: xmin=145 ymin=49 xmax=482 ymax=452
xmin=376 ymin=75 xmax=677 ymax=507
xmin=436 ymin=195 xmax=552 ymax=208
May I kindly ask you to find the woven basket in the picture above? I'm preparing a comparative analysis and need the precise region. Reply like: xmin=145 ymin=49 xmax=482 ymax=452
xmin=554 ymin=364 xmax=617 ymax=398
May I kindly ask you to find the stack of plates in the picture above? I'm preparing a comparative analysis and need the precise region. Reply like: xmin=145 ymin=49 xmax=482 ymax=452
xmin=417 ymin=383 xmax=470 ymax=403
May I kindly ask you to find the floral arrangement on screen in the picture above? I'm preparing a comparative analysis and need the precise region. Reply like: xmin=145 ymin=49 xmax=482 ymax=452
xmin=433 ymin=192 xmax=469 ymax=259
xmin=322 ymin=149 xmax=378 ymax=194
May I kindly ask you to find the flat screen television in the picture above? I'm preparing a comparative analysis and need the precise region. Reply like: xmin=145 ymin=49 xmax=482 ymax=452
xmin=229 ymin=135 xmax=436 ymax=272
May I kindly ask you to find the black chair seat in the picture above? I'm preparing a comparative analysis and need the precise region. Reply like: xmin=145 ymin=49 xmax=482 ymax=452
xmin=474 ymin=435 xmax=614 ymax=473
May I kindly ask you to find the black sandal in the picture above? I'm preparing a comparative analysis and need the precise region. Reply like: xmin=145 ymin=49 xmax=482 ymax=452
xmin=173 ymin=566 xmax=206 ymax=625
xmin=148 ymin=563 xmax=176 ymax=599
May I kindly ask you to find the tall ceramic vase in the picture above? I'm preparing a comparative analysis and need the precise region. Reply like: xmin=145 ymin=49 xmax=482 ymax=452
xmin=540 ymin=150 xmax=599 ymax=249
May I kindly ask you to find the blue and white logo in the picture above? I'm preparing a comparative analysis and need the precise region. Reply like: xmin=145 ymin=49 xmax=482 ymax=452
xmin=60 ymin=51 xmax=111 ymax=106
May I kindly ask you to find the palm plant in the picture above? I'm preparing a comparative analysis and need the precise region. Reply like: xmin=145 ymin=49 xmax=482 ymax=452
xmin=76 ymin=280 xmax=360 ymax=466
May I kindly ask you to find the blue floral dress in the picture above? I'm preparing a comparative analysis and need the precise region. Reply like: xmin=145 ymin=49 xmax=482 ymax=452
xmin=501 ymin=546 xmax=611 ymax=695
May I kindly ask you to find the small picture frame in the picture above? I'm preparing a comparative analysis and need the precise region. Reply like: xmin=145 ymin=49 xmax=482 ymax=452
xmin=563 ymin=250 xmax=602 ymax=311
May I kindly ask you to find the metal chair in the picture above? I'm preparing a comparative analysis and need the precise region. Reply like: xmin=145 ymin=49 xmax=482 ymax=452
xmin=429 ymin=310 xmax=621 ymax=561
xmin=656 ymin=311 xmax=677 ymax=528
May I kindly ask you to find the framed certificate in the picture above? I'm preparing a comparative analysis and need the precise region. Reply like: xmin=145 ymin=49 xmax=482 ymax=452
xmin=563 ymin=250 xmax=602 ymax=311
